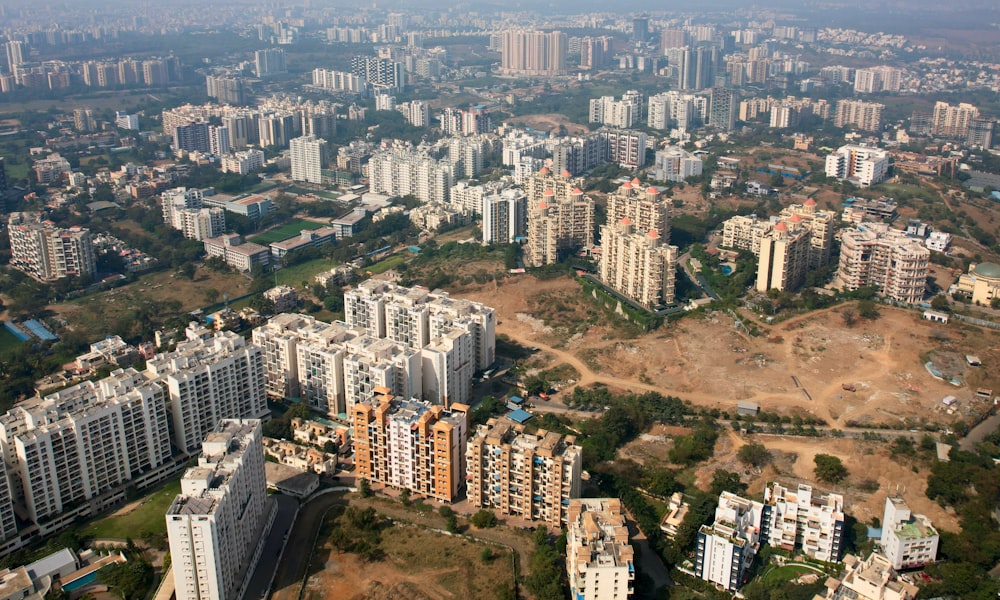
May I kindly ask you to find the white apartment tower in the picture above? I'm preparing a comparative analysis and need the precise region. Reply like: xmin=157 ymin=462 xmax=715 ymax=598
xmin=145 ymin=330 xmax=268 ymax=454
xmin=590 ymin=91 xmax=642 ymax=128
xmin=290 ymin=135 xmax=328 ymax=185
xmin=761 ymin=482 xmax=845 ymax=562
xmin=167 ymin=420 xmax=269 ymax=600
xmin=466 ymin=418 xmax=583 ymax=527
xmin=825 ymin=145 xmax=890 ymax=187
xmin=879 ymin=496 xmax=939 ymax=570
xmin=482 ymin=189 xmax=527 ymax=244
xmin=695 ymin=492 xmax=766 ymax=591
xmin=0 ymin=368 xmax=171 ymax=525
xmin=567 ymin=499 xmax=636 ymax=600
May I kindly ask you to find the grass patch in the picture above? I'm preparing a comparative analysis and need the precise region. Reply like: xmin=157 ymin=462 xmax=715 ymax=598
xmin=0 ymin=327 xmax=24 ymax=356
xmin=274 ymin=257 xmax=342 ymax=289
xmin=366 ymin=254 xmax=407 ymax=275
xmin=249 ymin=219 xmax=325 ymax=245
xmin=81 ymin=478 xmax=182 ymax=540
xmin=762 ymin=565 xmax=814 ymax=584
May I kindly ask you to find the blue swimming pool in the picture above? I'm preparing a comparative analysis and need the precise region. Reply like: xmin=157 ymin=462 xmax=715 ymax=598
xmin=62 ymin=571 xmax=98 ymax=592
xmin=720 ymin=265 xmax=734 ymax=275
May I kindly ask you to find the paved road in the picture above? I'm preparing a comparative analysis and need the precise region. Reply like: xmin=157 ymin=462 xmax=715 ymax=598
xmin=960 ymin=410 xmax=1000 ymax=451
xmin=269 ymin=492 xmax=345 ymax=600
xmin=245 ymin=495 xmax=300 ymax=600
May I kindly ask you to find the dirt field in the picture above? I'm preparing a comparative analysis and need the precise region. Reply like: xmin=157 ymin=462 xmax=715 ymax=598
xmin=506 ymin=113 xmax=590 ymax=136
xmin=303 ymin=524 xmax=514 ymax=600
xmin=455 ymin=275 xmax=1000 ymax=429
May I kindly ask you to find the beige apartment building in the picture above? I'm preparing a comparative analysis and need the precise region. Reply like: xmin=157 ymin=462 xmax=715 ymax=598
xmin=756 ymin=221 xmax=812 ymax=292
xmin=8 ymin=212 xmax=96 ymax=282
xmin=567 ymin=498 xmax=635 ymax=600
xmin=525 ymin=187 xmax=595 ymax=267
xmin=466 ymin=418 xmax=582 ymax=527
xmin=834 ymin=99 xmax=884 ymax=132
xmin=838 ymin=224 xmax=929 ymax=304
xmin=352 ymin=392 xmax=469 ymax=502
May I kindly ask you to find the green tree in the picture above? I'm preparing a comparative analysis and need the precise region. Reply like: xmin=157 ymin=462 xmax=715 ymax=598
xmin=471 ymin=509 xmax=498 ymax=528
xmin=98 ymin=557 xmax=153 ymax=600
xmin=814 ymin=454 xmax=849 ymax=483
xmin=930 ymin=294 xmax=950 ymax=311
xmin=857 ymin=300 xmax=880 ymax=320
xmin=710 ymin=470 xmax=747 ymax=496
xmin=737 ymin=442 xmax=771 ymax=467
xmin=358 ymin=478 xmax=372 ymax=498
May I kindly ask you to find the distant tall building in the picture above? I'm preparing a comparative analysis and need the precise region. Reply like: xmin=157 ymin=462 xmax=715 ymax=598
xmin=834 ymin=99 xmax=884 ymax=132
xmin=966 ymin=117 xmax=994 ymax=148
xmin=590 ymin=91 xmax=642 ymax=128
xmin=208 ymin=125 xmax=231 ymax=156
xmin=853 ymin=66 xmax=902 ymax=94
xmin=824 ymin=145 xmax=889 ymax=187
xmin=4 ymin=40 xmax=24 ymax=74
xmin=931 ymin=101 xmax=979 ymax=138
xmin=73 ymin=108 xmax=96 ymax=132
xmin=660 ymin=29 xmax=688 ymax=52
xmin=167 ymin=419 xmax=269 ymax=600
xmin=173 ymin=121 xmax=210 ymax=153
xmin=7 ymin=212 xmax=96 ymax=282
xmin=289 ymin=134 xmax=328 ymax=184
xmin=709 ymin=87 xmax=737 ymax=131
xmin=254 ymin=48 xmax=287 ymax=77
xmin=678 ymin=45 xmax=717 ymax=91
xmin=632 ymin=16 xmax=649 ymax=43
xmin=115 ymin=111 xmax=140 ymax=130
xmin=579 ymin=36 xmax=612 ymax=71
xmin=350 ymin=56 xmax=404 ymax=92
xmin=500 ymin=29 xmax=568 ymax=76
xmin=206 ymin=75 xmax=246 ymax=106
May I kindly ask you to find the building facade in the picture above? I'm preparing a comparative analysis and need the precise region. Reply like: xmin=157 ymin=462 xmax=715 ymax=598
xmin=466 ymin=418 xmax=582 ymax=527
xmin=695 ymin=492 xmax=765 ymax=592
xmin=289 ymin=135 xmax=328 ymax=185
xmin=524 ymin=178 xmax=595 ymax=268
xmin=879 ymin=497 xmax=939 ymax=570
xmin=761 ymin=482 xmax=845 ymax=562
xmin=838 ymin=224 xmax=929 ymax=304
xmin=8 ymin=212 xmax=96 ymax=282
xmin=567 ymin=498 xmax=635 ymax=600
xmin=167 ymin=420 xmax=269 ymax=600
xmin=352 ymin=392 xmax=468 ymax=502
xmin=825 ymin=145 xmax=889 ymax=187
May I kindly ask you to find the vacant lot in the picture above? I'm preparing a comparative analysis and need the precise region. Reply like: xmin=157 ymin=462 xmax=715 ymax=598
xmin=304 ymin=514 xmax=514 ymax=600
xmin=249 ymin=219 xmax=325 ymax=245
xmin=455 ymin=275 xmax=1000 ymax=429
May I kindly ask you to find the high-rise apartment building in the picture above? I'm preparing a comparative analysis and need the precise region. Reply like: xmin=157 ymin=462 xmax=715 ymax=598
xmin=879 ymin=497 xmax=939 ymax=570
xmin=367 ymin=148 xmax=454 ymax=203
xmin=824 ymin=145 xmax=890 ymax=187
xmin=599 ymin=182 xmax=677 ymax=308
xmin=761 ymin=482 xmax=845 ymax=562
xmin=205 ymin=75 xmax=246 ymax=106
xmin=466 ymin=418 xmax=582 ymax=527
xmin=931 ymin=101 xmax=979 ymax=138
xmin=838 ymin=223 xmax=929 ymax=304
xmin=709 ymin=87 xmax=737 ymax=131
xmin=167 ymin=419 xmax=269 ymax=600
xmin=252 ymin=314 xmax=361 ymax=414
xmin=590 ymin=91 xmax=642 ymax=128
xmin=695 ymin=492 xmax=765 ymax=591
xmin=677 ymin=45 xmax=717 ymax=91
xmin=0 ymin=368 xmax=171 ymax=525
xmin=350 ymin=56 xmax=404 ymax=92
xmin=601 ymin=129 xmax=648 ymax=169
xmin=550 ymin=134 xmax=607 ymax=175
xmin=208 ymin=125 xmax=231 ymax=156
xmin=853 ymin=66 xmax=902 ymax=94
xmin=525 ymin=184 xmax=595 ymax=267
xmin=567 ymin=499 xmax=635 ymax=600
xmin=647 ymin=91 xmax=708 ymax=132
xmin=254 ymin=48 xmax=287 ymax=77
xmin=500 ymin=30 xmax=568 ymax=76
xmin=145 ymin=330 xmax=268 ymax=454
xmin=289 ymin=135 xmax=328 ymax=185
xmin=579 ymin=36 xmax=613 ymax=71
xmin=653 ymin=146 xmax=703 ymax=182
xmin=482 ymin=189 xmax=527 ymax=244
xmin=966 ymin=117 xmax=994 ymax=148
xmin=835 ymin=99 xmax=885 ymax=132
xmin=7 ymin=212 xmax=96 ymax=282
xmin=756 ymin=220 xmax=812 ymax=292
xmin=352 ymin=392 xmax=469 ymax=502
xmin=173 ymin=121 xmax=210 ymax=153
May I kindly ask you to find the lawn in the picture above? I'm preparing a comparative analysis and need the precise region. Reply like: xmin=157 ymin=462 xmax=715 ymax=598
xmin=81 ymin=478 xmax=182 ymax=540
xmin=762 ymin=564 xmax=816 ymax=584
xmin=366 ymin=254 xmax=407 ymax=274
xmin=0 ymin=327 xmax=23 ymax=356
xmin=274 ymin=257 xmax=343 ymax=289
xmin=249 ymin=219 xmax=325 ymax=245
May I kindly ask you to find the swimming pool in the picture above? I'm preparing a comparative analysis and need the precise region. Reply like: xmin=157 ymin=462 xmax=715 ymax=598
xmin=720 ymin=265 xmax=734 ymax=275
xmin=62 ymin=570 xmax=98 ymax=592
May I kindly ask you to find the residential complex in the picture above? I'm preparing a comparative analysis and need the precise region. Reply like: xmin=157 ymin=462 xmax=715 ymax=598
xmin=289 ymin=135 xmax=328 ymax=185
xmin=931 ymin=101 xmax=980 ymax=138
xmin=145 ymin=328 xmax=268 ymax=454
xmin=834 ymin=99 xmax=884 ymax=132
xmin=653 ymin=146 xmax=703 ymax=183
xmin=466 ymin=418 xmax=582 ymax=527
xmin=599 ymin=182 xmax=678 ymax=308
xmin=838 ymin=223 xmax=930 ymax=304
xmin=367 ymin=147 xmax=454 ymax=204
xmin=813 ymin=553 xmax=917 ymax=600
xmin=566 ymin=498 xmax=635 ymax=600
xmin=524 ymin=168 xmax=595 ymax=267
xmin=590 ymin=91 xmax=642 ymax=128
xmin=352 ymin=391 xmax=469 ymax=502
xmin=879 ymin=496 xmax=939 ymax=570
xmin=162 ymin=188 xmax=226 ymax=241
xmin=825 ymin=145 xmax=890 ymax=187
xmin=762 ymin=482 xmax=845 ymax=562
xmin=756 ymin=220 xmax=812 ymax=292
xmin=7 ymin=212 xmax=96 ymax=282
xmin=695 ymin=492 xmax=765 ymax=592
xmin=500 ymin=29 xmax=568 ymax=76
xmin=167 ymin=419 xmax=271 ymax=600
